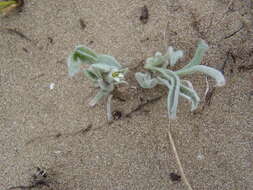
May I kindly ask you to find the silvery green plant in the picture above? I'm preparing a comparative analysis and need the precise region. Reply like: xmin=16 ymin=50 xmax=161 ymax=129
xmin=135 ymin=40 xmax=225 ymax=119
xmin=67 ymin=45 xmax=128 ymax=121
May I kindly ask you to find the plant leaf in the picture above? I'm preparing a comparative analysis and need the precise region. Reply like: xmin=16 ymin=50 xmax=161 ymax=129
xmin=170 ymin=49 xmax=183 ymax=67
xmin=182 ymin=40 xmax=209 ymax=69
xmin=180 ymin=84 xmax=200 ymax=111
xmin=97 ymin=79 xmax=113 ymax=91
xmin=67 ymin=45 xmax=99 ymax=76
xmin=158 ymin=78 xmax=200 ymax=111
xmin=89 ymin=89 xmax=109 ymax=107
xmin=155 ymin=68 xmax=180 ymax=119
xmin=84 ymin=69 xmax=98 ymax=82
xmin=135 ymin=72 xmax=158 ymax=88
xmin=91 ymin=63 xmax=115 ymax=73
xmin=181 ymin=80 xmax=194 ymax=90
xmin=97 ymin=55 xmax=122 ymax=68
xmin=145 ymin=52 xmax=165 ymax=69
xmin=67 ymin=53 xmax=82 ymax=77
xmin=74 ymin=45 xmax=98 ymax=63
xmin=163 ymin=47 xmax=183 ymax=68
xmin=176 ymin=65 xmax=226 ymax=87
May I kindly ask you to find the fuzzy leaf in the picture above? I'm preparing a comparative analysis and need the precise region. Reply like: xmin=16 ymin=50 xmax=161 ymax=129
xmin=135 ymin=72 xmax=158 ymax=88
xmin=97 ymin=79 xmax=112 ymax=91
xmin=163 ymin=47 xmax=183 ymax=68
xmin=89 ymin=89 xmax=109 ymax=107
xmin=182 ymin=40 xmax=209 ymax=69
xmin=176 ymin=65 xmax=226 ymax=87
xmin=88 ymin=66 xmax=103 ymax=78
xmin=155 ymin=68 xmax=180 ymax=119
xmin=67 ymin=53 xmax=82 ymax=77
xmin=73 ymin=45 xmax=98 ymax=64
xmin=181 ymin=80 xmax=194 ymax=89
xmin=67 ymin=45 xmax=98 ymax=76
xmin=97 ymin=55 xmax=122 ymax=68
xmin=180 ymin=84 xmax=200 ymax=111
xmin=158 ymin=78 xmax=200 ymax=111
xmin=84 ymin=69 xmax=98 ymax=82
xmin=91 ymin=63 xmax=115 ymax=73
xmin=145 ymin=52 xmax=165 ymax=68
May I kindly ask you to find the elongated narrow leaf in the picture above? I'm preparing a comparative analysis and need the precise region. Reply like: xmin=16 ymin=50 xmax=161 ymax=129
xmin=181 ymin=80 xmax=194 ymax=90
xmin=158 ymin=77 xmax=200 ymax=112
xmin=180 ymin=84 xmax=200 ymax=111
xmin=157 ymin=76 xmax=177 ymax=118
xmin=155 ymin=68 xmax=180 ymax=119
xmin=75 ymin=46 xmax=97 ymax=59
xmin=176 ymin=65 xmax=226 ymax=86
xmin=182 ymin=40 xmax=209 ymax=69
xmin=97 ymin=79 xmax=112 ymax=91
xmin=84 ymin=69 xmax=98 ymax=82
xmin=88 ymin=66 xmax=103 ymax=79
xmin=97 ymin=55 xmax=122 ymax=68
xmin=135 ymin=72 xmax=158 ymax=88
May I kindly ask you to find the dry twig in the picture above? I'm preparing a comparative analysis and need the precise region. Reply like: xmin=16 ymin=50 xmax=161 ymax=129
xmin=168 ymin=120 xmax=193 ymax=190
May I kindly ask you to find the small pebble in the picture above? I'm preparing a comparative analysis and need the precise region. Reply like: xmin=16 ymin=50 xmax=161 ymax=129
xmin=197 ymin=153 xmax=204 ymax=160
xmin=49 ymin=83 xmax=55 ymax=90
xmin=54 ymin=150 xmax=61 ymax=154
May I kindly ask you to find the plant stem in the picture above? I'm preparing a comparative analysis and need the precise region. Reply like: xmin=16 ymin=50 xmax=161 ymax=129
xmin=106 ymin=94 xmax=113 ymax=122
xmin=168 ymin=120 xmax=193 ymax=190
xmin=89 ymin=90 xmax=108 ymax=107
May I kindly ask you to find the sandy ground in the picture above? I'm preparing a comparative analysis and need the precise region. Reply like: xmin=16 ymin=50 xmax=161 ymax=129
xmin=0 ymin=0 xmax=253 ymax=189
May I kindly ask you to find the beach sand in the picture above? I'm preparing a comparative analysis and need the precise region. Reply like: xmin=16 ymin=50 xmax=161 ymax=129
xmin=1 ymin=0 xmax=253 ymax=189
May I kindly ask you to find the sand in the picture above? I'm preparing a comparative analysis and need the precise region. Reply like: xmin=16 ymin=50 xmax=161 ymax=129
xmin=0 ymin=0 xmax=253 ymax=189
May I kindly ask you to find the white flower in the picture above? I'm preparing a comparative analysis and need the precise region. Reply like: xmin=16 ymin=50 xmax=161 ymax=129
xmin=109 ymin=69 xmax=125 ymax=83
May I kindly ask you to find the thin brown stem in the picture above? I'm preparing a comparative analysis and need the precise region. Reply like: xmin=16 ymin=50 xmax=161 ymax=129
xmin=168 ymin=120 xmax=193 ymax=190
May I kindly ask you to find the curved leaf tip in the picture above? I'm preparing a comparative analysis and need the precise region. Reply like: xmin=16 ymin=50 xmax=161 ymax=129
xmin=67 ymin=53 xmax=81 ymax=77
xmin=198 ymin=39 xmax=209 ymax=50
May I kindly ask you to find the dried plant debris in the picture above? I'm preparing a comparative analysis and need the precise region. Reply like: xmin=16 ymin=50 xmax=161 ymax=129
xmin=140 ymin=5 xmax=149 ymax=24
xmin=0 ymin=0 xmax=24 ymax=16
xmin=7 ymin=167 xmax=58 ymax=190
xmin=0 ymin=28 xmax=33 ymax=43
xmin=79 ymin=18 xmax=87 ymax=30
xmin=125 ymin=96 xmax=162 ymax=118
xmin=47 ymin=37 xmax=53 ymax=44
xmin=220 ymin=51 xmax=236 ymax=74
xmin=204 ymin=87 xmax=216 ymax=106
xmin=224 ymin=25 xmax=244 ymax=39
xmin=26 ymin=124 xmax=93 ymax=145
xmin=170 ymin=172 xmax=182 ymax=182
xmin=238 ymin=64 xmax=253 ymax=72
